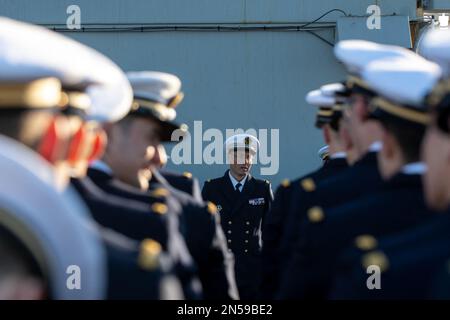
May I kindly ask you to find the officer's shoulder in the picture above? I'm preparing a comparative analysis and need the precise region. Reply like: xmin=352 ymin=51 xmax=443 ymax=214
xmin=252 ymin=176 xmax=271 ymax=186
xmin=290 ymin=173 xmax=317 ymax=193
xmin=203 ymin=176 xmax=222 ymax=186
xmin=161 ymin=170 xmax=196 ymax=182
xmin=276 ymin=171 xmax=320 ymax=192
xmin=339 ymin=235 xmax=385 ymax=272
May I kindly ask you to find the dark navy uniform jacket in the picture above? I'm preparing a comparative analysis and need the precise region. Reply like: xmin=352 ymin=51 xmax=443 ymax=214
xmin=202 ymin=170 xmax=273 ymax=300
xmin=267 ymin=151 xmax=380 ymax=298
xmin=277 ymin=172 xmax=433 ymax=299
xmin=304 ymin=151 xmax=383 ymax=210
xmin=85 ymin=167 xmax=238 ymax=300
xmin=155 ymin=170 xmax=202 ymax=202
xmin=280 ymin=151 xmax=381 ymax=260
xmin=330 ymin=210 xmax=450 ymax=299
xmin=71 ymin=177 xmax=168 ymax=246
xmin=71 ymin=175 xmax=202 ymax=300
xmin=260 ymin=156 xmax=348 ymax=299
xmin=100 ymin=227 xmax=171 ymax=300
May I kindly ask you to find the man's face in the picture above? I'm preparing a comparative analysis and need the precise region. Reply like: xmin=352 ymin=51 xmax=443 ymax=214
xmin=229 ymin=149 xmax=253 ymax=179
xmin=346 ymin=94 xmax=367 ymax=139
xmin=345 ymin=93 xmax=382 ymax=160
xmin=106 ymin=117 xmax=165 ymax=187
xmin=422 ymin=114 xmax=450 ymax=211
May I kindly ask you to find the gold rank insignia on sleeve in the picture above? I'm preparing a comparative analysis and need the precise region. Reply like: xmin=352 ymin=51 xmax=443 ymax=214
xmin=150 ymin=188 xmax=170 ymax=198
xmin=183 ymin=172 xmax=193 ymax=179
xmin=138 ymin=239 xmax=162 ymax=271
xmin=354 ymin=235 xmax=378 ymax=251
xmin=307 ymin=206 xmax=324 ymax=223
xmin=207 ymin=201 xmax=218 ymax=215
xmin=361 ymin=251 xmax=389 ymax=272
xmin=281 ymin=179 xmax=290 ymax=188
xmin=151 ymin=202 xmax=168 ymax=215
xmin=301 ymin=178 xmax=316 ymax=192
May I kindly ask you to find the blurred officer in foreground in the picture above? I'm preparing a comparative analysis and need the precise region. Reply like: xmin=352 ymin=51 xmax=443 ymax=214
xmin=330 ymin=28 xmax=450 ymax=300
xmin=273 ymin=46 xmax=390 ymax=298
xmin=290 ymin=55 xmax=440 ymax=299
xmin=83 ymin=71 xmax=238 ymax=300
xmin=274 ymin=42 xmax=415 ymax=283
xmin=260 ymin=84 xmax=348 ymax=299
xmin=72 ymin=71 xmax=202 ymax=300
xmin=0 ymin=17 xmax=182 ymax=299
xmin=277 ymin=41 xmax=437 ymax=299
xmin=0 ymin=135 xmax=107 ymax=300
xmin=118 ymin=71 xmax=202 ymax=202
xmin=421 ymin=29 xmax=450 ymax=211
xmin=202 ymin=134 xmax=273 ymax=300
xmin=289 ymin=41 xmax=428 ymax=220
xmin=152 ymin=170 xmax=202 ymax=201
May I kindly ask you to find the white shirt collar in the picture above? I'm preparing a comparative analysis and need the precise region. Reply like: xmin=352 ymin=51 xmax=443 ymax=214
xmin=330 ymin=152 xmax=347 ymax=160
xmin=90 ymin=160 xmax=113 ymax=176
xmin=368 ymin=141 xmax=383 ymax=153
xmin=228 ymin=171 xmax=247 ymax=192
xmin=401 ymin=162 xmax=427 ymax=175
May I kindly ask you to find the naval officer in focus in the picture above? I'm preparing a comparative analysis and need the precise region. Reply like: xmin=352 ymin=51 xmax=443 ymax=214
xmin=202 ymin=134 xmax=273 ymax=300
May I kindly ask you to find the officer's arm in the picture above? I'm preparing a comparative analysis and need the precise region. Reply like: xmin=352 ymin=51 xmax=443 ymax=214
xmin=206 ymin=211 xmax=240 ymax=300
xmin=260 ymin=183 xmax=289 ymax=299
xmin=194 ymin=203 xmax=239 ymax=300
xmin=263 ymin=180 xmax=274 ymax=221
xmin=276 ymin=219 xmax=317 ymax=299
xmin=329 ymin=243 xmax=368 ymax=299
xmin=201 ymin=180 xmax=210 ymax=201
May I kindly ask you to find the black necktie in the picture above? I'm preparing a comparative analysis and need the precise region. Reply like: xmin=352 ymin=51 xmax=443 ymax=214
xmin=235 ymin=182 xmax=242 ymax=193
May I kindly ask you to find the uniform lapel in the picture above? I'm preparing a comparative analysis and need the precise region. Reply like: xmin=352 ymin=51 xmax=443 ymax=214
xmin=220 ymin=170 xmax=237 ymax=207
xmin=231 ymin=174 xmax=255 ymax=216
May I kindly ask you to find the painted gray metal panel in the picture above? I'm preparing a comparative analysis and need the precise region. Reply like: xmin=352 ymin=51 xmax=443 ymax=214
xmin=0 ymin=0 xmax=418 ymax=187
xmin=66 ymin=30 xmax=345 ymax=186
xmin=337 ymin=16 xmax=412 ymax=48
xmin=429 ymin=0 xmax=450 ymax=10
xmin=0 ymin=0 xmax=418 ymax=24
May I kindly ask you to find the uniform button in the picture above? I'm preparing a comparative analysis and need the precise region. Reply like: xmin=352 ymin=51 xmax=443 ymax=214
xmin=151 ymin=203 xmax=168 ymax=215
xmin=228 ymin=230 xmax=232 ymax=234
xmin=245 ymin=240 xmax=248 ymax=243
xmin=228 ymin=221 xmax=232 ymax=225
xmin=246 ymin=221 xmax=250 ymax=225
xmin=227 ymin=239 xmax=231 ymax=243
xmin=245 ymin=230 xmax=249 ymax=234
xmin=244 ymin=249 xmax=248 ymax=253
xmin=308 ymin=206 xmax=324 ymax=223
